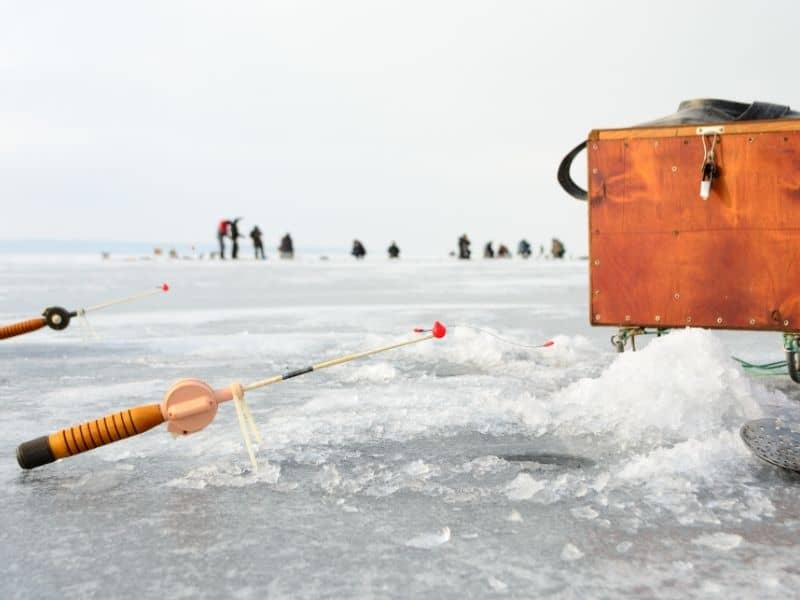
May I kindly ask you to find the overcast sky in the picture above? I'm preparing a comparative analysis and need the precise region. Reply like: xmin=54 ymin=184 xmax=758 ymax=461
xmin=2 ymin=1 xmax=799 ymax=255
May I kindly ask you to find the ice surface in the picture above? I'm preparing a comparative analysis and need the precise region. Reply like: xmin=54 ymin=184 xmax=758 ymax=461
xmin=405 ymin=526 xmax=451 ymax=549
xmin=1 ymin=257 xmax=800 ymax=598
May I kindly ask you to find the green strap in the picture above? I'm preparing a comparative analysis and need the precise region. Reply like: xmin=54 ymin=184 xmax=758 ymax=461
xmin=731 ymin=356 xmax=787 ymax=376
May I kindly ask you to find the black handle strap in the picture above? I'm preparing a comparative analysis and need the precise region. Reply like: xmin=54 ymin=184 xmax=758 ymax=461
xmin=556 ymin=141 xmax=587 ymax=201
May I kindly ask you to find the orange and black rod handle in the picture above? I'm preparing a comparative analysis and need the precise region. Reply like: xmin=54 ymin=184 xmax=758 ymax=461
xmin=0 ymin=307 xmax=73 ymax=340
xmin=0 ymin=316 xmax=47 ymax=340
xmin=16 ymin=404 xmax=165 ymax=469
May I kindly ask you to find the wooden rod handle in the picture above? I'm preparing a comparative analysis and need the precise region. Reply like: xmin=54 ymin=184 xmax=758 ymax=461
xmin=0 ymin=317 xmax=46 ymax=340
xmin=16 ymin=403 xmax=165 ymax=469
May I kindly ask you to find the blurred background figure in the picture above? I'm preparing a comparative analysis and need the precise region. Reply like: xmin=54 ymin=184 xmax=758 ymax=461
xmin=497 ymin=244 xmax=511 ymax=258
xmin=250 ymin=225 xmax=265 ymax=260
xmin=483 ymin=241 xmax=495 ymax=258
xmin=229 ymin=218 xmax=243 ymax=259
xmin=279 ymin=233 xmax=294 ymax=259
xmin=551 ymin=237 xmax=566 ymax=259
xmin=217 ymin=219 xmax=230 ymax=259
xmin=517 ymin=239 xmax=532 ymax=258
xmin=387 ymin=241 xmax=400 ymax=259
xmin=351 ymin=239 xmax=366 ymax=259
xmin=457 ymin=234 xmax=471 ymax=259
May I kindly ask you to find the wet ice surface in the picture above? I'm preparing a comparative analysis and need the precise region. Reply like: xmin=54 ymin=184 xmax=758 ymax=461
xmin=1 ymin=256 xmax=799 ymax=598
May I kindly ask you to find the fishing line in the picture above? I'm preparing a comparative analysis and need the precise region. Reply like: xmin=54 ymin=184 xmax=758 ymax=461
xmin=447 ymin=324 xmax=554 ymax=349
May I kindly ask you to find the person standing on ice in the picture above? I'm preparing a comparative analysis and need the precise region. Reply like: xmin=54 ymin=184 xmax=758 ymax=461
xmin=457 ymin=234 xmax=471 ymax=259
xmin=483 ymin=241 xmax=495 ymax=258
xmin=387 ymin=241 xmax=400 ymax=259
xmin=250 ymin=225 xmax=265 ymax=260
xmin=217 ymin=220 xmax=230 ymax=259
xmin=229 ymin=218 xmax=243 ymax=259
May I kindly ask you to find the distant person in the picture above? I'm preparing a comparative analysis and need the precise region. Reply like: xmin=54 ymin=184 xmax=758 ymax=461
xmin=351 ymin=239 xmax=366 ymax=259
xmin=279 ymin=233 xmax=294 ymax=259
xmin=483 ymin=242 xmax=495 ymax=259
xmin=517 ymin=239 xmax=532 ymax=259
xmin=551 ymin=237 xmax=566 ymax=259
xmin=229 ymin=218 xmax=242 ymax=259
xmin=387 ymin=241 xmax=400 ymax=259
xmin=250 ymin=225 xmax=265 ymax=260
xmin=497 ymin=244 xmax=511 ymax=258
xmin=217 ymin=220 xmax=230 ymax=259
xmin=458 ymin=234 xmax=471 ymax=259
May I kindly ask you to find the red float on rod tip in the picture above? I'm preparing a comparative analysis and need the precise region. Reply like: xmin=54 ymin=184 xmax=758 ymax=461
xmin=413 ymin=321 xmax=447 ymax=338
xmin=431 ymin=321 xmax=446 ymax=338
xmin=161 ymin=283 xmax=170 ymax=292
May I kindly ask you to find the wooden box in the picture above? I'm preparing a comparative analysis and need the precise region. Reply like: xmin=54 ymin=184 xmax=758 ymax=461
xmin=588 ymin=119 xmax=800 ymax=332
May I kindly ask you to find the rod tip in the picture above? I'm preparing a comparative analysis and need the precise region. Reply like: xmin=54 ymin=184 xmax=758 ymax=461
xmin=432 ymin=321 xmax=447 ymax=339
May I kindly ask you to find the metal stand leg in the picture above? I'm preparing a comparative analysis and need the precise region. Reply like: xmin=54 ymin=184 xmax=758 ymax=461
xmin=783 ymin=334 xmax=800 ymax=384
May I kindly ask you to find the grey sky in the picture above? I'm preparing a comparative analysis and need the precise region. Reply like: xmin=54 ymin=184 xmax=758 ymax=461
xmin=2 ymin=1 xmax=798 ymax=255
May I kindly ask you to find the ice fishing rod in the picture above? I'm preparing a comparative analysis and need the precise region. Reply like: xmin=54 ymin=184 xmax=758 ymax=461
xmin=0 ymin=283 xmax=170 ymax=340
xmin=16 ymin=321 xmax=447 ymax=471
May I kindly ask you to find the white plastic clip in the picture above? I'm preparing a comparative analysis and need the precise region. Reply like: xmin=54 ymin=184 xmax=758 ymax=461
xmin=699 ymin=179 xmax=712 ymax=199
xmin=233 ymin=388 xmax=261 ymax=471
xmin=699 ymin=134 xmax=719 ymax=200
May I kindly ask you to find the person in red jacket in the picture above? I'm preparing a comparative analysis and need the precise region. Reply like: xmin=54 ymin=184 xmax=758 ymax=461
xmin=217 ymin=220 xmax=230 ymax=259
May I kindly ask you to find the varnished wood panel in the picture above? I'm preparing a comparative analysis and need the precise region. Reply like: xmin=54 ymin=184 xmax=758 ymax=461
xmin=590 ymin=118 xmax=800 ymax=141
xmin=589 ymin=124 xmax=800 ymax=332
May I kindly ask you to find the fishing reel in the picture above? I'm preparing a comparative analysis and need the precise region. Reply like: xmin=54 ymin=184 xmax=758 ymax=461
xmin=42 ymin=306 xmax=76 ymax=330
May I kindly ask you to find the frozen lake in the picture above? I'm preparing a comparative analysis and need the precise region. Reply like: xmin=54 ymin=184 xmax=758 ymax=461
xmin=1 ymin=256 xmax=799 ymax=598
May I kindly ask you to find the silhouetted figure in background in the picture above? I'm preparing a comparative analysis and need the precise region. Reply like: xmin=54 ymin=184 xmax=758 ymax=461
xmin=551 ymin=237 xmax=566 ymax=259
xmin=250 ymin=226 xmax=265 ymax=260
xmin=217 ymin=220 xmax=230 ymax=259
xmin=517 ymin=239 xmax=532 ymax=258
xmin=458 ymin=234 xmax=471 ymax=259
xmin=351 ymin=239 xmax=366 ymax=259
xmin=279 ymin=233 xmax=294 ymax=259
xmin=483 ymin=242 xmax=495 ymax=258
xmin=230 ymin=218 xmax=242 ymax=259
xmin=388 ymin=241 xmax=400 ymax=259
xmin=497 ymin=244 xmax=511 ymax=258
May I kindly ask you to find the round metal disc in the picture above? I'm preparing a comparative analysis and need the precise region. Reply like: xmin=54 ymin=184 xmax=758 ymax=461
xmin=740 ymin=418 xmax=800 ymax=473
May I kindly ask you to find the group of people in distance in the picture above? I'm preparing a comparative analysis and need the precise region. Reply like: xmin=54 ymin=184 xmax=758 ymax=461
xmin=214 ymin=224 xmax=566 ymax=260
xmin=456 ymin=235 xmax=566 ymax=259
xmin=216 ymin=219 xmax=294 ymax=260
xmin=350 ymin=240 xmax=400 ymax=259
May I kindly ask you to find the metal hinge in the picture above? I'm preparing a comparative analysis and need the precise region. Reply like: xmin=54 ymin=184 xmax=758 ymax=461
xmin=696 ymin=126 xmax=725 ymax=135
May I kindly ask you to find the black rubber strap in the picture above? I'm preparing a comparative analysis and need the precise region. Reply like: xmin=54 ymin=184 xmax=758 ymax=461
xmin=736 ymin=101 xmax=791 ymax=121
xmin=556 ymin=141 xmax=588 ymax=201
